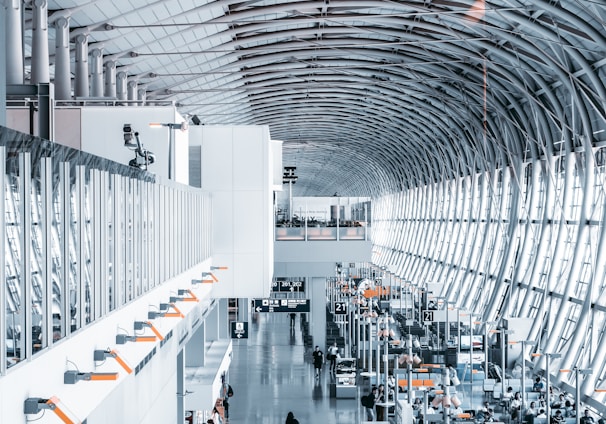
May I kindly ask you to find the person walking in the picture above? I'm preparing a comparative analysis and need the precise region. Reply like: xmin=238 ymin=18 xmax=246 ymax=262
xmin=361 ymin=386 xmax=378 ymax=421
xmin=327 ymin=342 xmax=339 ymax=372
xmin=220 ymin=375 xmax=232 ymax=420
xmin=312 ymin=345 xmax=324 ymax=378
xmin=285 ymin=411 xmax=300 ymax=424
xmin=289 ymin=312 xmax=297 ymax=327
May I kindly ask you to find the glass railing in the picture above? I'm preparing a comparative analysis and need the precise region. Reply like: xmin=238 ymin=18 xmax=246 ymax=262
xmin=275 ymin=220 xmax=369 ymax=241
xmin=0 ymin=125 xmax=212 ymax=374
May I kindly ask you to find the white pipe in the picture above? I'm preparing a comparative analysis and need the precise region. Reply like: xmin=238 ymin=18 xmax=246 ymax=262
xmin=54 ymin=17 xmax=71 ymax=100
xmin=127 ymin=80 xmax=138 ymax=105
xmin=31 ymin=0 xmax=50 ymax=84
xmin=6 ymin=0 xmax=24 ymax=84
xmin=138 ymin=88 xmax=146 ymax=104
xmin=104 ymin=60 xmax=116 ymax=98
xmin=90 ymin=48 xmax=103 ymax=97
xmin=74 ymin=34 xmax=89 ymax=97
xmin=116 ymin=71 xmax=127 ymax=100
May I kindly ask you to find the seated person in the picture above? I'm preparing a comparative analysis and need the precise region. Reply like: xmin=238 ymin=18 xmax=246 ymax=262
xmin=580 ymin=410 xmax=594 ymax=424
xmin=533 ymin=376 xmax=544 ymax=392
xmin=537 ymin=409 xmax=547 ymax=419
xmin=510 ymin=392 xmax=522 ymax=420
xmin=552 ymin=393 xmax=566 ymax=408
xmin=551 ymin=409 xmax=565 ymax=424
xmin=526 ymin=401 xmax=538 ymax=417
xmin=564 ymin=400 xmax=576 ymax=418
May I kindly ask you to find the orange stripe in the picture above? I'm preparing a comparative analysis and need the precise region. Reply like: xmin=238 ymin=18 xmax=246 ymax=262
xmin=89 ymin=373 xmax=119 ymax=381
xmin=53 ymin=407 xmax=75 ymax=424
xmin=150 ymin=325 xmax=164 ymax=341
xmin=112 ymin=352 xmax=133 ymax=374
xmin=46 ymin=401 xmax=75 ymax=424
xmin=171 ymin=304 xmax=185 ymax=318
xmin=135 ymin=336 xmax=157 ymax=342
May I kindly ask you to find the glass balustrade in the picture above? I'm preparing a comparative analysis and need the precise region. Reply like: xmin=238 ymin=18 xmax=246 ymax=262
xmin=1 ymin=126 xmax=211 ymax=373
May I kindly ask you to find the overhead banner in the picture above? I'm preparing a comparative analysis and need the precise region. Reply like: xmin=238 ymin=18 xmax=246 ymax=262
xmin=253 ymin=298 xmax=310 ymax=313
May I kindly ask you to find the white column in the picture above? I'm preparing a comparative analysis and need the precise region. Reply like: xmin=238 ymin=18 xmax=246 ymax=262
xmin=104 ymin=60 xmax=116 ymax=97
xmin=31 ymin=0 xmax=49 ymax=84
xmin=6 ymin=0 xmax=24 ymax=84
xmin=54 ymin=17 xmax=71 ymax=100
xmin=74 ymin=34 xmax=89 ymax=97
xmin=90 ymin=48 xmax=103 ymax=97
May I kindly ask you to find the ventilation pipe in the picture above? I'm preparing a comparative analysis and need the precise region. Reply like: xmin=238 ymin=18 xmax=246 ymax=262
xmin=104 ymin=60 xmax=116 ymax=98
xmin=90 ymin=48 xmax=103 ymax=97
xmin=138 ymin=88 xmax=146 ymax=105
xmin=116 ymin=71 xmax=127 ymax=101
xmin=127 ymin=80 xmax=137 ymax=105
xmin=74 ymin=34 xmax=89 ymax=98
xmin=6 ymin=0 xmax=24 ymax=84
xmin=54 ymin=17 xmax=71 ymax=100
xmin=31 ymin=0 xmax=49 ymax=84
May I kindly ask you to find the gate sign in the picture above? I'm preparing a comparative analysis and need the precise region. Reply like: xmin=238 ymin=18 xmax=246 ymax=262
xmin=254 ymin=298 xmax=310 ymax=313
xmin=422 ymin=310 xmax=449 ymax=322
xmin=231 ymin=321 xmax=248 ymax=339
xmin=334 ymin=301 xmax=347 ymax=315
xmin=272 ymin=280 xmax=305 ymax=292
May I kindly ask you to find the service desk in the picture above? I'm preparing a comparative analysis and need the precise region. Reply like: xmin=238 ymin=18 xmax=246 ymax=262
xmin=335 ymin=372 xmax=357 ymax=398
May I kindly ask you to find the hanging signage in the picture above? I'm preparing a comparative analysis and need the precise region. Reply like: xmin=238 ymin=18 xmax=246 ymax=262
xmin=254 ymin=298 xmax=310 ymax=313
xmin=231 ymin=322 xmax=248 ymax=339
xmin=272 ymin=280 xmax=305 ymax=292
xmin=334 ymin=301 xmax=347 ymax=315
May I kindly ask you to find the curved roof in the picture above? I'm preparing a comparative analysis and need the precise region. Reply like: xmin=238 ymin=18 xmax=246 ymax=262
xmin=43 ymin=0 xmax=606 ymax=196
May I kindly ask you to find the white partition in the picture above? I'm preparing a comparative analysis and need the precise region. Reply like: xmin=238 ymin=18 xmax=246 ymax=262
xmin=198 ymin=125 xmax=276 ymax=298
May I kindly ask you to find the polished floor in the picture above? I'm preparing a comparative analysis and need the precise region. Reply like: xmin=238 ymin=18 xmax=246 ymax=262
xmin=226 ymin=312 xmax=364 ymax=424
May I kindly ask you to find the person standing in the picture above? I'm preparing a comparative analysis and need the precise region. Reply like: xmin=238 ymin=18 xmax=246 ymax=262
xmin=312 ymin=345 xmax=324 ymax=378
xmin=285 ymin=411 xmax=300 ymax=424
xmin=328 ymin=342 xmax=339 ymax=372
xmin=290 ymin=312 xmax=297 ymax=328
xmin=376 ymin=384 xmax=386 ymax=420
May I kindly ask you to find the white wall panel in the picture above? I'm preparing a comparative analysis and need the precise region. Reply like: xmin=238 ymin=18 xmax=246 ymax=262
xmin=79 ymin=106 xmax=189 ymax=184
xmin=211 ymin=191 xmax=234 ymax=253
xmin=233 ymin=126 xmax=263 ymax=190
xmin=201 ymin=126 xmax=233 ymax=190
xmin=201 ymin=125 xmax=274 ymax=299
xmin=270 ymin=140 xmax=283 ymax=191
xmin=234 ymin=191 xmax=264 ymax=252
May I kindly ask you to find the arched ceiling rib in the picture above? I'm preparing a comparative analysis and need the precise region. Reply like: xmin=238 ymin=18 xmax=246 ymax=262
xmin=39 ymin=0 xmax=606 ymax=196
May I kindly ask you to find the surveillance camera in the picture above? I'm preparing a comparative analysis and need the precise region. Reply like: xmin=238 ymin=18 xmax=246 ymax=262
xmin=123 ymin=125 xmax=137 ymax=149
xmin=145 ymin=151 xmax=156 ymax=164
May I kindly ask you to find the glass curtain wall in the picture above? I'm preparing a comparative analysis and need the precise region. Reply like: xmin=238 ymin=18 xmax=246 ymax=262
xmin=1 ymin=127 xmax=211 ymax=373
xmin=372 ymin=146 xmax=606 ymax=408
